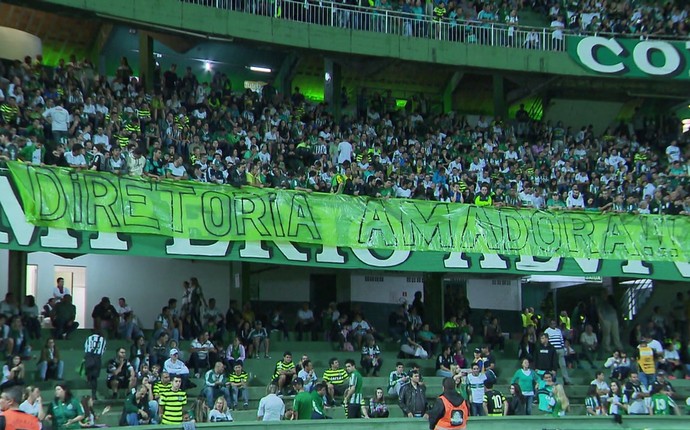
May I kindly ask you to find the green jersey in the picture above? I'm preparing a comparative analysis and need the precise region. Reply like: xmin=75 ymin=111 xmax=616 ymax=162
xmin=293 ymin=391 xmax=313 ymax=420
xmin=48 ymin=398 xmax=85 ymax=429
xmin=651 ymin=393 xmax=676 ymax=415
xmin=348 ymin=370 xmax=364 ymax=405
xmin=310 ymin=390 xmax=325 ymax=417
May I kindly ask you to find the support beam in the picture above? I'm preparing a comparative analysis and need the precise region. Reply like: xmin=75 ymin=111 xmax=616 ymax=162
xmin=138 ymin=32 xmax=155 ymax=93
xmin=423 ymin=272 xmax=444 ymax=332
xmin=492 ymin=73 xmax=508 ymax=119
xmin=324 ymin=58 xmax=342 ymax=121
xmin=442 ymin=72 xmax=464 ymax=113
xmin=7 ymin=251 xmax=27 ymax=300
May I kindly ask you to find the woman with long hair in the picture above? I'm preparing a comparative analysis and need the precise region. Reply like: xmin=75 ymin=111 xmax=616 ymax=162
xmin=608 ymin=380 xmax=627 ymax=423
xmin=38 ymin=338 xmax=64 ymax=381
xmin=190 ymin=395 xmax=209 ymax=423
xmin=510 ymin=358 xmax=538 ymax=415
xmin=584 ymin=383 xmax=605 ymax=416
xmin=507 ymin=383 xmax=526 ymax=415
xmin=368 ymin=387 xmax=389 ymax=418
xmin=1 ymin=355 xmax=25 ymax=388
xmin=79 ymin=395 xmax=111 ymax=427
xmin=551 ymin=384 xmax=570 ymax=417
xmin=19 ymin=386 xmax=46 ymax=421
xmin=47 ymin=385 xmax=85 ymax=429
xmin=208 ymin=396 xmax=233 ymax=422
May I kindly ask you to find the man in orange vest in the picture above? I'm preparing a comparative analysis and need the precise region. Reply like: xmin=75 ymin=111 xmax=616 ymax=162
xmin=0 ymin=386 xmax=40 ymax=430
xmin=428 ymin=377 xmax=470 ymax=430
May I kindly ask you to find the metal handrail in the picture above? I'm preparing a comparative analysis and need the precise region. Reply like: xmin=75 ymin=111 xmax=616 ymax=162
xmin=180 ymin=0 xmax=690 ymax=48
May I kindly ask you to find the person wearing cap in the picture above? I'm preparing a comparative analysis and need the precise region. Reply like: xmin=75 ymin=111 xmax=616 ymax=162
xmin=291 ymin=378 xmax=312 ymax=420
xmin=164 ymin=348 xmax=191 ymax=390
xmin=652 ymin=370 xmax=676 ymax=397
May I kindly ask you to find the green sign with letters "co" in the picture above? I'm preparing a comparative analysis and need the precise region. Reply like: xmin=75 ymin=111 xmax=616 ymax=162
xmin=568 ymin=36 xmax=690 ymax=79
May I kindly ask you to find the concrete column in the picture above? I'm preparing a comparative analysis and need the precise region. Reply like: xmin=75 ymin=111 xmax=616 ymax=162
xmin=324 ymin=58 xmax=342 ymax=121
xmin=7 ymin=251 xmax=27 ymax=300
xmin=423 ymin=272 xmax=444 ymax=332
xmin=492 ymin=73 xmax=508 ymax=119
xmin=241 ymin=262 xmax=252 ymax=306
xmin=139 ymin=33 xmax=155 ymax=93
xmin=443 ymin=72 xmax=464 ymax=113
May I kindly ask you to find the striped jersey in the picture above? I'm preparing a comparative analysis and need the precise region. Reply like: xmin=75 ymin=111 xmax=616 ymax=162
xmin=84 ymin=334 xmax=106 ymax=355
xmin=153 ymin=381 xmax=171 ymax=400
xmin=543 ymin=327 xmax=565 ymax=349
xmin=323 ymin=368 xmax=348 ymax=385
xmin=347 ymin=370 xmax=364 ymax=405
xmin=160 ymin=389 xmax=187 ymax=424
xmin=273 ymin=360 xmax=295 ymax=379
xmin=228 ymin=370 xmax=248 ymax=385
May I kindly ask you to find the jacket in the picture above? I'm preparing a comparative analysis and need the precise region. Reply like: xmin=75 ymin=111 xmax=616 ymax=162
xmin=428 ymin=388 xmax=467 ymax=429
xmin=399 ymin=382 xmax=427 ymax=416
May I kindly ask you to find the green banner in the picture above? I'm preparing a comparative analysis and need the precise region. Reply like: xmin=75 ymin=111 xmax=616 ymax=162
xmin=567 ymin=35 xmax=690 ymax=79
xmin=6 ymin=162 xmax=690 ymax=263
xmin=1 ymin=169 xmax=690 ymax=280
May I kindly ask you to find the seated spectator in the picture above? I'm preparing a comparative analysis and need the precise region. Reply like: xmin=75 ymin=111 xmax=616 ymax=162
xmin=360 ymin=335 xmax=383 ymax=376
xmin=321 ymin=302 xmax=340 ymax=342
xmin=564 ymin=339 xmax=581 ymax=369
xmin=129 ymin=335 xmax=148 ymax=373
xmin=225 ymin=336 xmax=246 ymax=369
xmin=658 ymin=342 xmax=681 ymax=376
xmin=20 ymin=386 xmax=47 ymax=421
xmin=121 ymin=384 xmax=152 ymax=426
xmin=91 ymin=297 xmax=119 ymax=337
xmin=436 ymin=345 xmax=454 ymax=377
xmin=268 ymin=306 xmax=289 ymax=340
xmin=0 ymin=293 xmax=19 ymax=320
xmin=208 ymin=396 xmax=233 ymax=422
xmin=295 ymin=302 xmax=316 ymax=341
xmin=368 ymin=387 xmax=389 ymax=418
xmin=507 ymin=383 xmax=527 ymax=416
xmin=37 ymin=338 xmax=64 ymax=381
xmin=148 ymin=332 xmax=170 ymax=367
xmin=584 ymin=384 xmax=605 ymax=416
xmin=116 ymin=297 xmax=143 ymax=341
xmin=201 ymin=298 xmax=224 ymax=343
xmin=80 ymin=395 xmax=112 ymax=427
xmin=189 ymin=331 xmax=218 ymax=378
xmin=484 ymin=316 xmax=505 ymax=352
xmin=400 ymin=324 xmax=429 ymax=359
xmin=228 ymin=362 xmax=249 ymax=410
xmin=417 ymin=323 xmax=440 ymax=357
xmin=442 ymin=315 xmax=461 ymax=345
xmin=387 ymin=362 xmax=409 ymax=397
xmin=154 ymin=306 xmax=180 ymax=344
xmin=163 ymin=348 xmax=192 ymax=389
xmin=590 ymin=371 xmax=610 ymax=409
xmin=604 ymin=349 xmax=631 ymax=380
xmin=649 ymin=383 xmax=680 ymax=415
xmin=20 ymin=295 xmax=40 ymax=339
xmin=272 ymin=351 xmax=296 ymax=395
xmin=351 ymin=313 xmax=381 ymax=349
xmin=248 ymin=319 xmax=270 ymax=359
xmin=579 ymin=324 xmax=599 ymax=369
xmin=0 ymin=355 xmax=25 ymax=389
xmin=297 ymin=359 xmax=318 ymax=393
xmin=42 ymin=298 xmax=57 ymax=321
xmin=323 ymin=357 xmax=348 ymax=406
xmin=202 ymin=361 xmax=230 ymax=408
xmin=388 ymin=305 xmax=408 ymax=341
xmin=451 ymin=340 xmax=469 ymax=373
xmin=6 ymin=316 xmax=31 ymax=359
xmin=106 ymin=347 xmax=137 ymax=399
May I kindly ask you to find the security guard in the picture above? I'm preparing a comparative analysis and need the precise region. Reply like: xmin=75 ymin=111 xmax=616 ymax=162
xmin=429 ymin=377 xmax=469 ymax=430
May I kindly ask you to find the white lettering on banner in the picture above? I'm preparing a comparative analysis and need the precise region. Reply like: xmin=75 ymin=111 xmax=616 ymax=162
xmin=351 ymin=248 xmax=410 ymax=267
xmin=239 ymin=240 xmax=270 ymax=258
xmin=315 ymin=246 xmax=346 ymax=264
xmin=674 ymin=262 xmax=690 ymax=277
xmin=166 ymin=238 xmax=230 ymax=256
xmin=621 ymin=260 xmax=651 ymax=275
xmin=479 ymin=254 xmax=509 ymax=269
xmin=0 ymin=176 xmax=37 ymax=245
xmin=40 ymin=229 xmax=78 ymax=249
xmin=577 ymin=37 xmax=625 ymax=74
xmin=90 ymin=232 xmax=129 ymax=250
xmin=633 ymin=41 xmax=681 ymax=76
xmin=573 ymin=258 xmax=601 ymax=273
xmin=274 ymin=242 xmax=308 ymax=262
xmin=443 ymin=252 xmax=470 ymax=268
xmin=516 ymin=255 xmax=561 ymax=272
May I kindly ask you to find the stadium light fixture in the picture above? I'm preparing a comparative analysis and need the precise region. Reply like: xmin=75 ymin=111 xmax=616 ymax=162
xmin=250 ymin=66 xmax=272 ymax=73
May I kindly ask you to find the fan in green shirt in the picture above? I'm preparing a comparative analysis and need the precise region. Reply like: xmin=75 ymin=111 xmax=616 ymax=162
xmin=291 ymin=378 xmax=313 ymax=420
xmin=48 ymin=385 xmax=86 ymax=429
xmin=650 ymin=385 xmax=679 ymax=415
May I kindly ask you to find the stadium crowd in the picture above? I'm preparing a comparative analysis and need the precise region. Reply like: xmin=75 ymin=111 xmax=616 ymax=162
xmin=0 ymin=273 xmax=689 ymax=427
xmin=0 ymin=55 xmax=688 ymax=216
xmin=183 ymin=0 xmax=690 ymax=42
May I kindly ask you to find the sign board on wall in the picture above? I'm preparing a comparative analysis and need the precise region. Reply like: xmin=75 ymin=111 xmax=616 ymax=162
xmin=350 ymin=273 xmax=423 ymax=305
xmin=466 ymin=278 xmax=522 ymax=311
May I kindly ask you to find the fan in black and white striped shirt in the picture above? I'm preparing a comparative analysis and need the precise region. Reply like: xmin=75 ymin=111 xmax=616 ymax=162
xmin=84 ymin=332 xmax=106 ymax=399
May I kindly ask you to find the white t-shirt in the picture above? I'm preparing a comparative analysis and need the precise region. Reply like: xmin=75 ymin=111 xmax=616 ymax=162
xmin=65 ymin=151 xmax=86 ymax=166
xmin=53 ymin=286 xmax=71 ymax=300
xmin=168 ymin=163 xmax=187 ymax=178
xmin=257 ymin=393 xmax=285 ymax=421
xmin=337 ymin=141 xmax=353 ymax=164
xmin=43 ymin=106 xmax=70 ymax=132
xmin=208 ymin=409 xmax=233 ymax=422
xmin=19 ymin=399 xmax=41 ymax=418
xmin=466 ymin=373 xmax=488 ymax=403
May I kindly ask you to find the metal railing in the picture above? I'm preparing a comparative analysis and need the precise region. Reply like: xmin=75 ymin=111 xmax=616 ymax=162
xmin=181 ymin=0 xmax=689 ymax=51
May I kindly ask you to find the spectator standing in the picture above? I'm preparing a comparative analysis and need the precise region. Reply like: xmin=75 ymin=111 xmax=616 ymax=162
xmin=507 ymin=383 xmax=526 ymax=415
xmin=463 ymin=363 xmax=487 ymax=416
xmin=428 ymin=377 xmax=469 ymax=430
xmin=544 ymin=319 xmax=572 ymax=384
xmin=83 ymin=330 xmax=106 ymax=400
xmin=344 ymin=358 xmax=369 ymax=419
xmin=159 ymin=375 xmax=187 ymax=425
xmin=579 ymin=324 xmax=599 ymax=369
xmin=291 ymin=378 xmax=312 ymax=420
xmin=482 ymin=381 xmax=507 ymax=416
xmin=257 ymin=385 xmax=284 ymax=421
